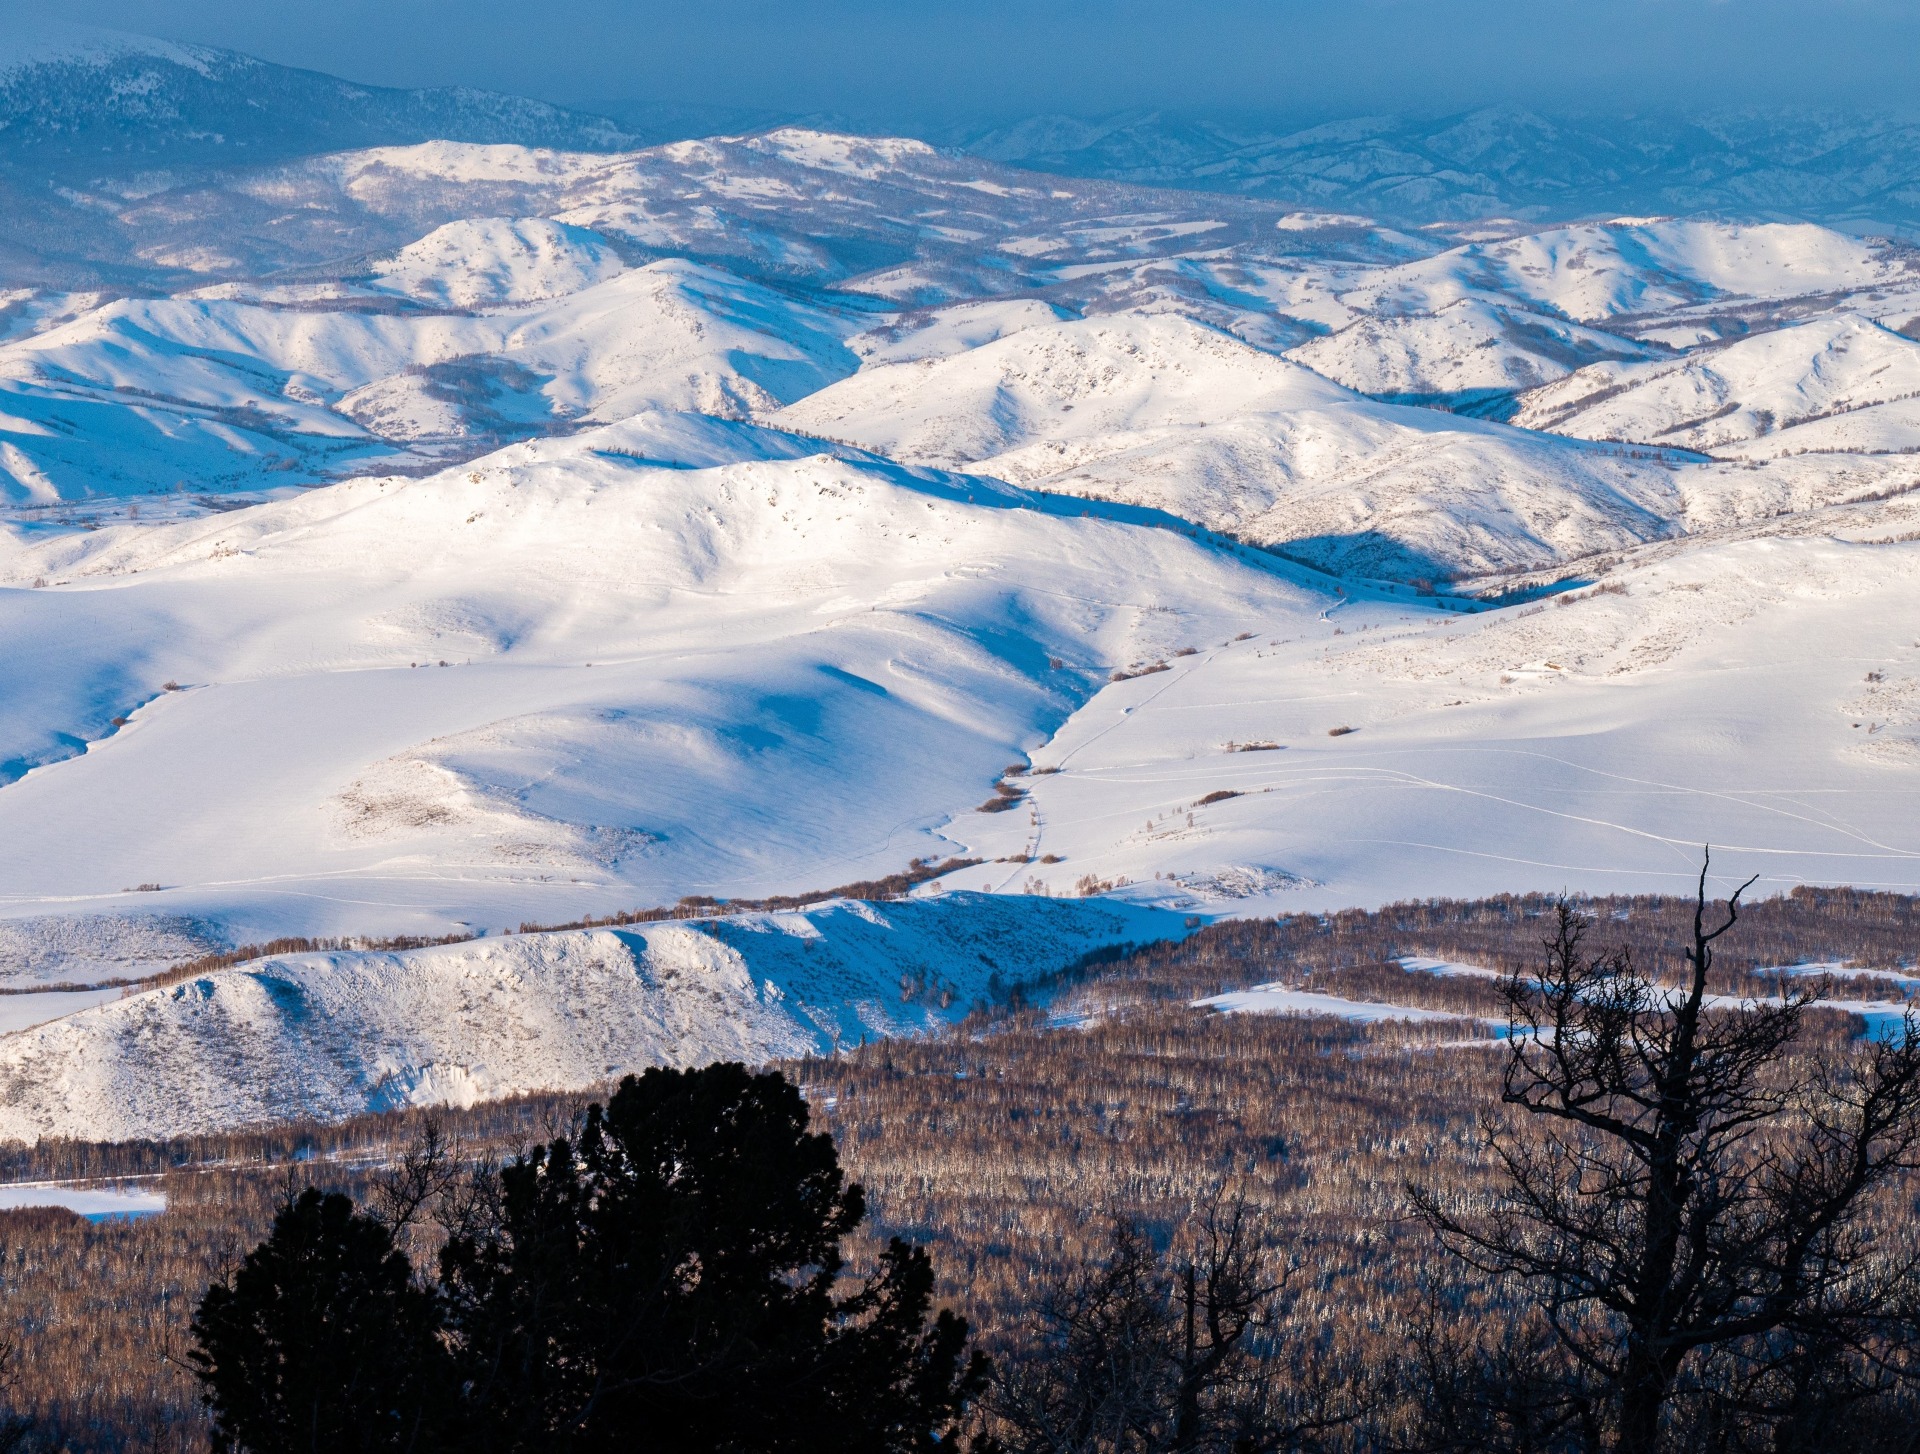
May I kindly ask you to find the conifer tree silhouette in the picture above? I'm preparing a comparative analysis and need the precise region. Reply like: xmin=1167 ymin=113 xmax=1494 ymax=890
xmin=190 ymin=1187 xmax=452 ymax=1454
xmin=440 ymin=1062 xmax=985 ymax=1452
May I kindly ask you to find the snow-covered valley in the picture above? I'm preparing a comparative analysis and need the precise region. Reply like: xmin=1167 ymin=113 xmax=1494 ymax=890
xmin=4 ymin=40 xmax=1920 ymax=1138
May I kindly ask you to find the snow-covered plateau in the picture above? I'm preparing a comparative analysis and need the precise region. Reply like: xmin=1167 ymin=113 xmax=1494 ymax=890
xmin=4 ymin=74 xmax=1920 ymax=1138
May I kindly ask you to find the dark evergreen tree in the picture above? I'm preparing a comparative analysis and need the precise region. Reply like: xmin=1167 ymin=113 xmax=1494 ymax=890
xmin=439 ymin=1061 xmax=985 ymax=1453
xmin=189 ymin=1187 xmax=452 ymax=1454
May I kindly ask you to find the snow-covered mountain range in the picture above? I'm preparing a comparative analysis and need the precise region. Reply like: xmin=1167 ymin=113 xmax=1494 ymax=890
xmin=3 ymin=29 xmax=1920 ymax=1139
xmin=0 ymin=22 xmax=630 ymax=171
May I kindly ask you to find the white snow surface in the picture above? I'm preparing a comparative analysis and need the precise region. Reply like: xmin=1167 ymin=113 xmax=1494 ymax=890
xmin=0 ymin=258 xmax=862 ymax=497
xmin=370 ymin=218 xmax=627 ymax=308
xmin=0 ymin=21 xmax=216 ymax=75
xmin=0 ymin=1183 xmax=166 ymax=1218
xmin=777 ymin=313 xmax=1685 ymax=579
xmin=850 ymin=299 xmax=1075 ymax=366
xmin=1514 ymin=315 xmax=1920 ymax=457
xmin=1195 ymin=983 xmax=1495 ymax=1027
xmin=1343 ymin=221 xmax=1895 ymax=324
xmin=0 ymin=420 xmax=1311 ymax=949
xmin=965 ymin=526 xmax=1920 ymax=911
xmin=1287 ymin=299 xmax=1663 ymax=400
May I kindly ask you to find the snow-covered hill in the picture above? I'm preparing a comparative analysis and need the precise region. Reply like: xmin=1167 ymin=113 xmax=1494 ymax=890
xmin=0 ymin=123 xmax=1336 ymax=295
xmin=0 ymin=894 xmax=1181 ymax=1142
xmin=961 ymin=106 xmax=1920 ymax=231
xmin=777 ymin=313 xmax=1684 ymax=579
xmin=1512 ymin=314 xmax=1920 ymax=457
xmin=0 ymin=21 xmax=630 ymax=177
xmin=1284 ymin=299 xmax=1663 ymax=411
xmin=0 ymin=258 xmax=865 ymax=498
xmin=1339 ymin=221 xmax=1896 ymax=326
xmin=0 ymin=420 xmax=1312 ymax=953
xmin=959 ymin=518 xmax=1920 ymax=914
xmin=369 ymin=218 xmax=629 ymax=308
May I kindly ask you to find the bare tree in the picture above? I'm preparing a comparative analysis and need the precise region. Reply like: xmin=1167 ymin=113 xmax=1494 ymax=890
xmin=985 ymin=1205 xmax=1350 ymax=1454
xmin=0 ymin=1342 xmax=35 ymax=1454
xmin=1412 ymin=855 xmax=1920 ymax=1454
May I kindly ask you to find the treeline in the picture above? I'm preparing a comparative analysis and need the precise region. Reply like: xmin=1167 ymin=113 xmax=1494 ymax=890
xmin=0 ymin=885 xmax=1918 ymax=1450
xmin=138 ymin=932 xmax=478 ymax=993
xmin=509 ymin=856 xmax=984 ymax=935
xmin=1076 ymin=884 xmax=1920 ymax=1001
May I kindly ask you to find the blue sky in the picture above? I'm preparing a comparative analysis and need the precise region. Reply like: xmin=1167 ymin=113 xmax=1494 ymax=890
xmin=18 ymin=1 xmax=1920 ymax=123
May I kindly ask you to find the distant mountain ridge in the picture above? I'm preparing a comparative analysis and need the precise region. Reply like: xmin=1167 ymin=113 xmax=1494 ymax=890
xmin=0 ymin=21 xmax=632 ymax=176
xmin=1 ymin=21 xmax=1915 ymax=238
xmin=957 ymin=106 xmax=1920 ymax=232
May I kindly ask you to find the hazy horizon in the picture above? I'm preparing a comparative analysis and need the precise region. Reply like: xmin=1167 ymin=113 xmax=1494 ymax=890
xmin=9 ymin=1 xmax=1920 ymax=135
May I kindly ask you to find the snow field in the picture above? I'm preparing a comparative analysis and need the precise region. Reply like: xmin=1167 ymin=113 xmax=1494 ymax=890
xmin=965 ymin=528 xmax=1920 ymax=909
xmin=0 ymin=424 xmax=1314 ymax=947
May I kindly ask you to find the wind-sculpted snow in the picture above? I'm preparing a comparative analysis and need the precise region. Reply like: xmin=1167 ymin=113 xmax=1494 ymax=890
xmin=0 ymin=894 xmax=1186 ymax=1142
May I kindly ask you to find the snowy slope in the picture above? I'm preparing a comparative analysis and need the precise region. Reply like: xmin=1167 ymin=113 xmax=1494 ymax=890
xmin=0 ymin=121 xmax=1398 ymax=297
xmin=951 ymin=517 xmax=1920 ymax=913
xmin=1286 ymin=298 xmax=1663 ymax=407
xmin=0 ymin=420 xmax=1314 ymax=951
xmin=0 ymin=258 xmax=864 ymax=498
xmin=6 ymin=107 xmax=1920 ymax=1141
xmin=782 ymin=312 xmax=1355 ymax=460
xmin=369 ymin=218 xmax=628 ymax=307
xmin=0 ymin=894 xmax=1182 ymax=1142
xmin=0 ymin=21 xmax=629 ymax=175
xmin=1343 ymin=221 xmax=1895 ymax=325
xmin=0 ymin=134 xmax=1906 ymax=508
xmin=88 ymin=130 xmax=1307 ymax=296
xmin=960 ymin=106 xmax=1920 ymax=232
xmin=1513 ymin=314 xmax=1920 ymax=457
xmin=0 ymin=20 xmax=218 ymax=74
xmin=849 ymin=299 xmax=1075 ymax=365
xmin=777 ymin=313 xmax=1685 ymax=580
